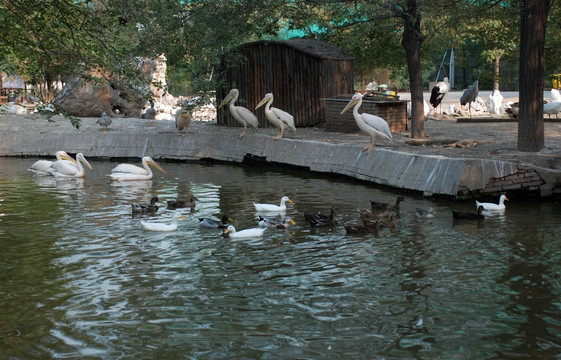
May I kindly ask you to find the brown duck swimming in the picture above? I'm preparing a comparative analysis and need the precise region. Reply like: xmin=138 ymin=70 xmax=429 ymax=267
xmin=167 ymin=196 xmax=198 ymax=210
xmin=304 ymin=207 xmax=339 ymax=227
xmin=131 ymin=196 xmax=159 ymax=214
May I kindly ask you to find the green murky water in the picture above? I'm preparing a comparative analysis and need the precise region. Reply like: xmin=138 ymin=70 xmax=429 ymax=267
xmin=1 ymin=157 xmax=561 ymax=359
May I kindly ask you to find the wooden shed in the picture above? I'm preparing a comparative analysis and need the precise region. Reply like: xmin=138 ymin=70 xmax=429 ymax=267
xmin=217 ymin=39 xmax=355 ymax=128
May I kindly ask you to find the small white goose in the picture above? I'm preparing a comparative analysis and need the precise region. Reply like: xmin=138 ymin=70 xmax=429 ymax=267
xmin=475 ymin=195 xmax=509 ymax=211
xmin=253 ymin=196 xmax=293 ymax=212
xmin=223 ymin=225 xmax=266 ymax=239
xmin=140 ymin=213 xmax=186 ymax=231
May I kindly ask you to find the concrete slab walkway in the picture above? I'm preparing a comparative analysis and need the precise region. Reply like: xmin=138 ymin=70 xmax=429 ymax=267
xmin=1 ymin=108 xmax=560 ymax=199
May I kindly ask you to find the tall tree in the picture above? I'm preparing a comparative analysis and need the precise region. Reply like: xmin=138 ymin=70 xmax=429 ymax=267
xmin=518 ymin=0 xmax=552 ymax=152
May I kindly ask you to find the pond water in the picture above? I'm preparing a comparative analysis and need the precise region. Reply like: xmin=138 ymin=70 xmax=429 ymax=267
xmin=1 ymin=157 xmax=561 ymax=359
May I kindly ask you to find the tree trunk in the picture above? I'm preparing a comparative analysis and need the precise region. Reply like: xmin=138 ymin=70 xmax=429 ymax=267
xmin=401 ymin=0 xmax=425 ymax=139
xmin=493 ymin=52 xmax=502 ymax=91
xmin=518 ymin=0 xmax=551 ymax=152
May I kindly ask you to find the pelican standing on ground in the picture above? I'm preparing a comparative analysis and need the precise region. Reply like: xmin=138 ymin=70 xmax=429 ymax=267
xmin=29 ymin=151 xmax=75 ymax=175
xmin=219 ymin=89 xmax=259 ymax=139
xmin=107 ymin=156 xmax=166 ymax=181
xmin=49 ymin=153 xmax=93 ymax=178
xmin=255 ymin=92 xmax=296 ymax=140
xmin=340 ymin=93 xmax=392 ymax=153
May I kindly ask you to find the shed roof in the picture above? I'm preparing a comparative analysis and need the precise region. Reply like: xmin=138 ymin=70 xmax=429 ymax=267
xmin=240 ymin=39 xmax=355 ymax=61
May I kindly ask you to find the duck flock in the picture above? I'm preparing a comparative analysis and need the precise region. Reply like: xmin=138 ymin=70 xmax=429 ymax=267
xmin=28 ymin=150 xmax=510 ymax=238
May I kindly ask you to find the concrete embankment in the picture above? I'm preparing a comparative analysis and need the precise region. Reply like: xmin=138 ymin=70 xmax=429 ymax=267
xmin=1 ymin=114 xmax=560 ymax=199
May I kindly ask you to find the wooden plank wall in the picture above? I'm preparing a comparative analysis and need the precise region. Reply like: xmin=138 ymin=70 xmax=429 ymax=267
xmin=217 ymin=43 xmax=354 ymax=128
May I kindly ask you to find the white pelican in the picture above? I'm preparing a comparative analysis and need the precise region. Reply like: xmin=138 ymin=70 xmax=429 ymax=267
xmin=255 ymin=93 xmax=296 ymax=140
xmin=107 ymin=156 xmax=166 ymax=181
xmin=49 ymin=153 xmax=93 ymax=178
xmin=219 ymin=89 xmax=259 ymax=139
xmin=253 ymin=196 xmax=293 ymax=212
xmin=29 ymin=151 xmax=75 ymax=175
xmin=141 ymin=213 xmax=186 ymax=231
xmin=96 ymin=112 xmax=112 ymax=132
xmin=475 ymin=195 xmax=508 ymax=211
xmin=340 ymin=93 xmax=392 ymax=153
xmin=223 ymin=225 xmax=266 ymax=239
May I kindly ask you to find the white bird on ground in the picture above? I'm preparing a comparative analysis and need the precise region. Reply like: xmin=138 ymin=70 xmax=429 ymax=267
xmin=223 ymin=225 xmax=266 ymax=239
xmin=49 ymin=153 xmax=93 ymax=178
xmin=460 ymin=70 xmax=481 ymax=118
xmin=253 ymin=196 xmax=293 ymax=212
xmin=107 ymin=156 xmax=166 ymax=181
xmin=340 ymin=93 xmax=393 ymax=153
xmin=219 ymin=88 xmax=259 ymax=139
xmin=488 ymin=90 xmax=503 ymax=115
xmin=141 ymin=213 xmax=186 ymax=231
xmin=544 ymin=101 xmax=561 ymax=118
xmin=29 ymin=151 xmax=75 ymax=175
xmin=430 ymin=77 xmax=449 ymax=114
xmin=255 ymin=92 xmax=296 ymax=140
xmin=96 ymin=112 xmax=112 ymax=132
xmin=551 ymin=88 xmax=561 ymax=103
xmin=475 ymin=195 xmax=509 ymax=211
xmin=175 ymin=100 xmax=192 ymax=135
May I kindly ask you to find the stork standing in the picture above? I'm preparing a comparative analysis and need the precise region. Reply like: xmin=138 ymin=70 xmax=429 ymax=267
xmin=429 ymin=77 xmax=449 ymax=114
xmin=460 ymin=70 xmax=481 ymax=118
xmin=219 ymin=89 xmax=259 ymax=139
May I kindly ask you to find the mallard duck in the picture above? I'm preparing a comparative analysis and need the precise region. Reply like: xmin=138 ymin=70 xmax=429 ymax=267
xmin=49 ymin=153 xmax=92 ymax=178
xmin=253 ymin=196 xmax=293 ymax=212
xmin=140 ymin=213 xmax=186 ymax=231
xmin=377 ymin=213 xmax=398 ymax=229
xmin=304 ymin=207 xmax=339 ymax=227
xmin=453 ymin=206 xmax=485 ymax=220
xmin=475 ymin=195 xmax=508 ymax=211
xmin=107 ymin=156 xmax=166 ymax=181
xmin=223 ymin=225 xmax=266 ymax=239
xmin=198 ymin=215 xmax=233 ymax=229
xmin=344 ymin=223 xmax=379 ymax=234
xmin=358 ymin=207 xmax=390 ymax=218
xmin=370 ymin=196 xmax=404 ymax=212
xmin=415 ymin=207 xmax=436 ymax=219
xmin=167 ymin=196 xmax=198 ymax=210
xmin=131 ymin=197 xmax=159 ymax=214
xmin=258 ymin=215 xmax=295 ymax=229
xmin=96 ymin=112 xmax=112 ymax=132
xmin=29 ymin=151 xmax=76 ymax=175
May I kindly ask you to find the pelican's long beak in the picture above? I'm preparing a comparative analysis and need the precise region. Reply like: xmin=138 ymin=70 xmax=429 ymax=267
xmin=148 ymin=160 xmax=166 ymax=174
xmin=61 ymin=155 xmax=77 ymax=163
xmin=219 ymin=91 xmax=234 ymax=108
xmin=341 ymin=99 xmax=359 ymax=115
xmin=255 ymin=96 xmax=269 ymax=110
xmin=80 ymin=157 xmax=93 ymax=170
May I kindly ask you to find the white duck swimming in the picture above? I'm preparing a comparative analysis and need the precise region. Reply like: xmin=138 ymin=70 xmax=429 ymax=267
xmin=475 ymin=195 xmax=509 ymax=211
xmin=49 ymin=153 xmax=92 ymax=178
xmin=29 ymin=151 xmax=75 ymax=175
xmin=107 ymin=156 xmax=166 ymax=181
xmin=223 ymin=225 xmax=266 ymax=239
xmin=140 ymin=213 xmax=186 ymax=231
xmin=253 ymin=196 xmax=293 ymax=212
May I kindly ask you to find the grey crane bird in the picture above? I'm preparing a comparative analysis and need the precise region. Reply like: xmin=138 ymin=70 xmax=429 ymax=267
xmin=460 ymin=70 xmax=481 ymax=118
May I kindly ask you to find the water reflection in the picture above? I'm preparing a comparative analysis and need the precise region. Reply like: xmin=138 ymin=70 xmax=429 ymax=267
xmin=1 ymin=157 xmax=561 ymax=359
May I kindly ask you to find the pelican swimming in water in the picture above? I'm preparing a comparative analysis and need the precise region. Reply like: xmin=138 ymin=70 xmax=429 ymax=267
xmin=340 ymin=93 xmax=393 ymax=153
xmin=49 ymin=153 xmax=93 ymax=178
xmin=255 ymin=92 xmax=296 ymax=140
xmin=107 ymin=156 xmax=166 ymax=181
xmin=219 ymin=88 xmax=259 ymax=139
xmin=29 ymin=151 xmax=76 ymax=175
